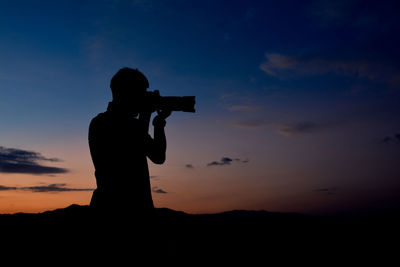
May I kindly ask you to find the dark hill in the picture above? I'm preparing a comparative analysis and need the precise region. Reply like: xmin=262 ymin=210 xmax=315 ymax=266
xmin=0 ymin=205 xmax=398 ymax=263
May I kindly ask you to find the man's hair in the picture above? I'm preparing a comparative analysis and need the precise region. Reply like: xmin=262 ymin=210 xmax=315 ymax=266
xmin=110 ymin=68 xmax=149 ymax=98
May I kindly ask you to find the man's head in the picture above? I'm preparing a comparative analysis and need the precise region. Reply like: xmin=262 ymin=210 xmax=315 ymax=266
xmin=110 ymin=67 xmax=149 ymax=100
xmin=110 ymin=68 xmax=149 ymax=113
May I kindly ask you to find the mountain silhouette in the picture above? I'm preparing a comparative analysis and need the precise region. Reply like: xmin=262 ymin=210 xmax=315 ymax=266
xmin=1 ymin=205 xmax=397 ymax=263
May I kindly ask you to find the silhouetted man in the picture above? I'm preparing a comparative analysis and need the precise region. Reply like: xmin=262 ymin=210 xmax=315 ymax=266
xmin=88 ymin=68 xmax=171 ymax=214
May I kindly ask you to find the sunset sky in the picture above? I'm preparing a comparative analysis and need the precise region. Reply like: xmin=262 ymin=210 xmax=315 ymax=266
xmin=1 ymin=0 xmax=400 ymax=215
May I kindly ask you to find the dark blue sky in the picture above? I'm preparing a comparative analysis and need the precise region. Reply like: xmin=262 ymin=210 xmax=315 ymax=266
xmin=1 ymin=0 xmax=400 ymax=214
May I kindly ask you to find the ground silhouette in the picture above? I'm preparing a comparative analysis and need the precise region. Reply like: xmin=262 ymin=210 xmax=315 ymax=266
xmin=1 ymin=204 xmax=398 ymax=263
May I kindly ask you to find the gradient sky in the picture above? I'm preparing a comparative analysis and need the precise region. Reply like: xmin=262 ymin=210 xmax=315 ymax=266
xmin=1 ymin=0 xmax=400 ymax=215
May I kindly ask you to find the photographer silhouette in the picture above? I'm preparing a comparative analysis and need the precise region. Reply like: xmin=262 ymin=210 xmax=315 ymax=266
xmin=88 ymin=68 xmax=171 ymax=214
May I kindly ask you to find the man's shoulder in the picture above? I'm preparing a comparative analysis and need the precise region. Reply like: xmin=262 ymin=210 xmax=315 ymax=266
xmin=89 ymin=111 xmax=143 ymax=131
xmin=92 ymin=112 xmax=108 ymax=120
xmin=90 ymin=112 xmax=110 ymax=128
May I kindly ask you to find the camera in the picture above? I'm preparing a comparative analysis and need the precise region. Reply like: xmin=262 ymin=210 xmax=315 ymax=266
xmin=143 ymin=90 xmax=196 ymax=113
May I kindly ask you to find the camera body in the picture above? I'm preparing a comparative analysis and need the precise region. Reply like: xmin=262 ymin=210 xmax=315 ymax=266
xmin=142 ymin=90 xmax=196 ymax=113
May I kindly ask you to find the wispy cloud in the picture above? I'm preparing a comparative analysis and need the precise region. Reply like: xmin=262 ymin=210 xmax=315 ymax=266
xmin=260 ymin=53 xmax=400 ymax=87
xmin=207 ymin=157 xmax=233 ymax=166
xmin=220 ymin=92 xmax=264 ymax=113
xmin=314 ymin=187 xmax=338 ymax=195
xmin=260 ymin=53 xmax=298 ymax=77
xmin=207 ymin=157 xmax=249 ymax=167
xmin=221 ymin=93 xmax=270 ymax=129
xmin=0 ymin=185 xmax=18 ymax=191
xmin=381 ymin=133 xmax=400 ymax=144
xmin=227 ymin=105 xmax=262 ymax=112
xmin=185 ymin=164 xmax=194 ymax=169
xmin=0 ymin=183 xmax=94 ymax=193
xmin=230 ymin=119 xmax=269 ymax=129
xmin=305 ymin=0 xmax=360 ymax=27
xmin=276 ymin=122 xmax=323 ymax=136
xmin=21 ymin=184 xmax=94 ymax=193
xmin=0 ymin=146 xmax=68 ymax=175
xmin=152 ymin=186 xmax=167 ymax=194
xmin=305 ymin=0 xmax=388 ymax=30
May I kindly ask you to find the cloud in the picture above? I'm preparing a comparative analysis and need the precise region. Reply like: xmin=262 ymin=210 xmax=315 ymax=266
xmin=21 ymin=184 xmax=94 ymax=193
xmin=152 ymin=187 xmax=167 ymax=194
xmin=207 ymin=157 xmax=233 ymax=166
xmin=276 ymin=122 xmax=323 ymax=136
xmin=260 ymin=53 xmax=366 ymax=78
xmin=207 ymin=157 xmax=249 ymax=167
xmin=230 ymin=119 xmax=269 ymax=129
xmin=0 ymin=146 xmax=68 ymax=175
xmin=227 ymin=105 xmax=262 ymax=112
xmin=314 ymin=187 xmax=338 ymax=195
xmin=381 ymin=133 xmax=400 ymax=144
xmin=220 ymin=92 xmax=264 ymax=113
xmin=185 ymin=164 xmax=194 ymax=169
xmin=260 ymin=53 xmax=400 ymax=86
xmin=305 ymin=0 xmax=360 ymax=27
xmin=0 ymin=183 xmax=94 ymax=193
xmin=0 ymin=185 xmax=18 ymax=191
xmin=260 ymin=53 xmax=298 ymax=77
xmin=305 ymin=0 xmax=392 ymax=30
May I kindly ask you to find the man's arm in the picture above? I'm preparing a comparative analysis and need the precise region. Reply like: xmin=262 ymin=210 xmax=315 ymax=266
xmin=145 ymin=110 xmax=171 ymax=164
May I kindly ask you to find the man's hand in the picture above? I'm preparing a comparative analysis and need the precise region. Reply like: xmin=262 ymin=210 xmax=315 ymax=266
xmin=152 ymin=109 xmax=172 ymax=127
